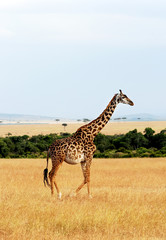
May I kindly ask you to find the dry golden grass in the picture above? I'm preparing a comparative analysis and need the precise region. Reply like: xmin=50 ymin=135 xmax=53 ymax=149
xmin=0 ymin=158 xmax=166 ymax=240
xmin=0 ymin=121 xmax=166 ymax=137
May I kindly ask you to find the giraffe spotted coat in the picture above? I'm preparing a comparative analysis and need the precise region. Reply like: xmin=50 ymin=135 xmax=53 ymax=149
xmin=44 ymin=90 xmax=134 ymax=199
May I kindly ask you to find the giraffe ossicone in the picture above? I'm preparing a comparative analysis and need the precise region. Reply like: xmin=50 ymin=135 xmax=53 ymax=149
xmin=43 ymin=90 xmax=134 ymax=199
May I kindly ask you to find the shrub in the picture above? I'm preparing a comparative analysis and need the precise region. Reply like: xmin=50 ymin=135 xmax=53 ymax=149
xmin=0 ymin=128 xmax=165 ymax=159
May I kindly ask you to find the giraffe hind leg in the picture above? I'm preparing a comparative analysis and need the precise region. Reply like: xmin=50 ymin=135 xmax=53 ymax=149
xmin=49 ymin=160 xmax=62 ymax=199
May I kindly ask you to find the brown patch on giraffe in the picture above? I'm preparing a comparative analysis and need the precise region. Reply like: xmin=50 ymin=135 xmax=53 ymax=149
xmin=92 ymin=129 xmax=97 ymax=134
xmin=102 ymin=115 xmax=105 ymax=121
xmin=87 ymin=126 xmax=92 ymax=130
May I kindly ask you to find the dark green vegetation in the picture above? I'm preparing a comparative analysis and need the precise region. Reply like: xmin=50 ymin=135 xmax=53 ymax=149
xmin=94 ymin=128 xmax=166 ymax=158
xmin=0 ymin=128 xmax=165 ymax=158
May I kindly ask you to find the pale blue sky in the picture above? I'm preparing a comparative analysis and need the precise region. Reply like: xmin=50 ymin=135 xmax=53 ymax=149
xmin=0 ymin=0 xmax=166 ymax=119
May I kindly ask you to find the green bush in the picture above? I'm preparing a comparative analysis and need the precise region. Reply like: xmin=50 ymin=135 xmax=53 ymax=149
xmin=0 ymin=128 xmax=165 ymax=159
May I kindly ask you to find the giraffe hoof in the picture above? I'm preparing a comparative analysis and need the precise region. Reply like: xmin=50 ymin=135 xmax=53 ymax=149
xmin=88 ymin=194 xmax=93 ymax=199
xmin=58 ymin=192 xmax=62 ymax=200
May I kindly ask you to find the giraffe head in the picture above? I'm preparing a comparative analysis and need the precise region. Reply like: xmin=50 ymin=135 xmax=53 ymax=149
xmin=116 ymin=89 xmax=134 ymax=106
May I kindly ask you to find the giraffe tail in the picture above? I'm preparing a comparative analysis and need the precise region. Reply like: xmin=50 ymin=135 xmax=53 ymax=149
xmin=43 ymin=149 xmax=51 ymax=187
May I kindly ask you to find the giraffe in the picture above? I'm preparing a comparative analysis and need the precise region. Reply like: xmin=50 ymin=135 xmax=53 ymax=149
xmin=43 ymin=90 xmax=134 ymax=199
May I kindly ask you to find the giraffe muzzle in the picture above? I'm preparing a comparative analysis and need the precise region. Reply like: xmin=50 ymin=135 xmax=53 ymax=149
xmin=129 ymin=101 xmax=134 ymax=106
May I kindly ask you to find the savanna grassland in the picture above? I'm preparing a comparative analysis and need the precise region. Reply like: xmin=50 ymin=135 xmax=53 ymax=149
xmin=0 ymin=121 xmax=166 ymax=137
xmin=0 ymin=158 xmax=166 ymax=240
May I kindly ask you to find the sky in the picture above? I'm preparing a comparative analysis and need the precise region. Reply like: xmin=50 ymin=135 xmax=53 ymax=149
xmin=0 ymin=0 xmax=166 ymax=120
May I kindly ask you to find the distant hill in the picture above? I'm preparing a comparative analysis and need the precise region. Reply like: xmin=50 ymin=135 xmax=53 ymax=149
xmin=0 ymin=113 xmax=165 ymax=124
xmin=0 ymin=113 xmax=54 ymax=121
xmin=112 ymin=113 xmax=166 ymax=121
xmin=0 ymin=113 xmax=74 ymax=124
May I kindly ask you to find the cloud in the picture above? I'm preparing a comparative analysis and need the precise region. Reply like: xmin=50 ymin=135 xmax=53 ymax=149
xmin=1 ymin=0 xmax=166 ymax=17
xmin=5 ymin=13 xmax=166 ymax=47
xmin=0 ymin=0 xmax=25 ymax=8
xmin=0 ymin=26 xmax=14 ymax=37
xmin=0 ymin=0 xmax=166 ymax=46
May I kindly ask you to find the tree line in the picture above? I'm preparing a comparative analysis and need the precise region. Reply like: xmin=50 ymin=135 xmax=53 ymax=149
xmin=0 ymin=128 xmax=165 ymax=159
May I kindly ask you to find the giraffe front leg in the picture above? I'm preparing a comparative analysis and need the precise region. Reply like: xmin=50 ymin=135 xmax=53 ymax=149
xmin=85 ymin=165 xmax=93 ymax=199
xmin=76 ymin=159 xmax=92 ymax=198
xmin=86 ymin=168 xmax=92 ymax=199
xmin=75 ymin=181 xmax=85 ymax=194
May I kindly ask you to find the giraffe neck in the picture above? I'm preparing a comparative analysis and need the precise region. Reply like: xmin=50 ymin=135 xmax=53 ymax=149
xmin=75 ymin=94 xmax=118 ymax=140
xmin=89 ymin=94 xmax=118 ymax=137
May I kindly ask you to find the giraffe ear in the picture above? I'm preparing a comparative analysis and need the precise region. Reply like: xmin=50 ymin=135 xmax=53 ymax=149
xmin=119 ymin=89 xmax=122 ymax=94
